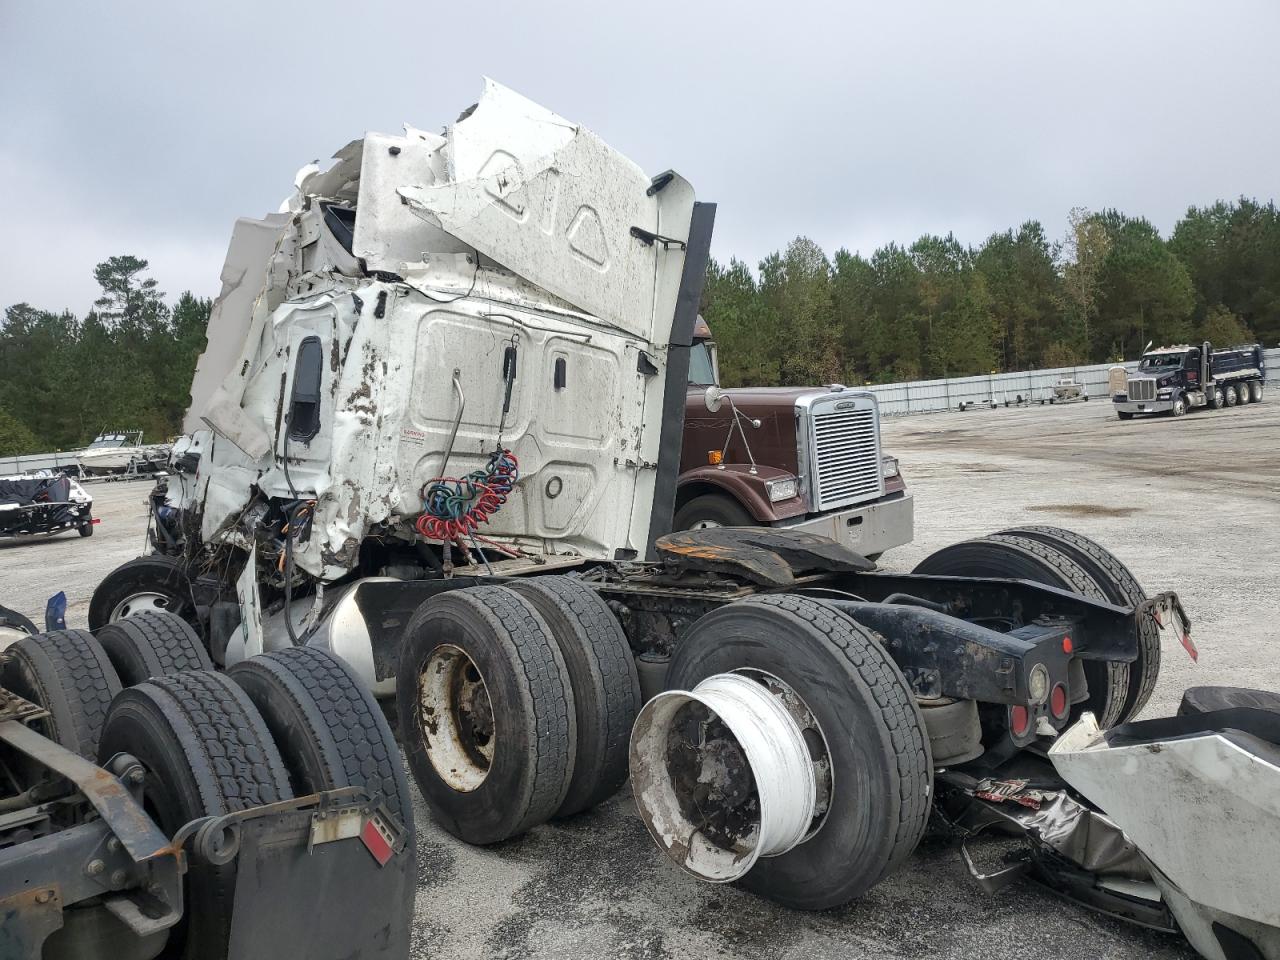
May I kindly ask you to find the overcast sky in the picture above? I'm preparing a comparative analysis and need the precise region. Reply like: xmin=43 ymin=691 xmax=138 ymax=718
xmin=2 ymin=0 xmax=1277 ymax=315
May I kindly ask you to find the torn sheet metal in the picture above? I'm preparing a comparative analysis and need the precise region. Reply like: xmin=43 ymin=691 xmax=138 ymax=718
xmin=176 ymin=78 xmax=700 ymax=580
xmin=1051 ymin=711 xmax=1280 ymax=960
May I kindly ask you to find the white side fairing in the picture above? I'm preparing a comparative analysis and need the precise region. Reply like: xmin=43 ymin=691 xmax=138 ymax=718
xmin=1050 ymin=714 xmax=1280 ymax=931
xmin=179 ymin=79 xmax=697 ymax=581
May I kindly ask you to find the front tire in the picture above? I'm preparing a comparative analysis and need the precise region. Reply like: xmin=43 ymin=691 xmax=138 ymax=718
xmin=673 ymin=494 xmax=755 ymax=531
xmin=664 ymin=595 xmax=931 ymax=910
xmin=1171 ymin=395 xmax=1187 ymax=417
xmin=88 ymin=555 xmax=194 ymax=631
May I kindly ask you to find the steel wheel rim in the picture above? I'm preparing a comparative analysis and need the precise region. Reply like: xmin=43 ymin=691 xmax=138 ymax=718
xmin=111 ymin=592 xmax=173 ymax=621
xmin=419 ymin=643 xmax=495 ymax=792
xmin=690 ymin=519 xmax=723 ymax=530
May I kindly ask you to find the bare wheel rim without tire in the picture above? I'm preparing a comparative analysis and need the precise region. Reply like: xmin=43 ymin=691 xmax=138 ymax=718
xmin=110 ymin=591 xmax=175 ymax=621
xmin=420 ymin=643 xmax=496 ymax=792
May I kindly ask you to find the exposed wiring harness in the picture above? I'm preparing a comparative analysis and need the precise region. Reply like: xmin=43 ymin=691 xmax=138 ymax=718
xmin=416 ymin=449 xmax=521 ymax=558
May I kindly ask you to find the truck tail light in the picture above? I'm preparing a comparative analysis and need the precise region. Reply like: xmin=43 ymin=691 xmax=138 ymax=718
xmin=1050 ymin=684 xmax=1069 ymax=719
xmin=1009 ymin=705 xmax=1031 ymax=738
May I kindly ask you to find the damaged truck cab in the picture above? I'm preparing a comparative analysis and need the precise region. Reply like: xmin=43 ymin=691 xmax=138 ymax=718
xmin=91 ymin=80 xmax=1193 ymax=921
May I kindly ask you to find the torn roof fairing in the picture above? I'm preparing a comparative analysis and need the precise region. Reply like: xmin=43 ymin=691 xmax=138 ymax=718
xmin=184 ymin=213 xmax=292 ymax=435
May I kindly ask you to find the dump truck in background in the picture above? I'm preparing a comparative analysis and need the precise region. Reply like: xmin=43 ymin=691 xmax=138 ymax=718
xmin=80 ymin=79 xmax=1204 ymax=932
xmin=676 ymin=318 xmax=913 ymax=561
xmin=1110 ymin=341 xmax=1266 ymax=418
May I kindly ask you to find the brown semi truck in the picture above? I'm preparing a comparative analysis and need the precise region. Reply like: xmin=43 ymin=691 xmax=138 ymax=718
xmin=676 ymin=318 xmax=913 ymax=560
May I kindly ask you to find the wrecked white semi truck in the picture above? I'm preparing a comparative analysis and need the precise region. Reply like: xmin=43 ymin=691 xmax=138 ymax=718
xmin=84 ymin=81 xmax=1277 ymax=958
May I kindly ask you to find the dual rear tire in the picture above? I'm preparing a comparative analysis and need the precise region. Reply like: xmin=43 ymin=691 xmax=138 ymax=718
xmin=396 ymin=577 xmax=641 ymax=845
xmin=912 ymin=527 xmax=1158 ymax=727
xmin=9 ymin=616 xmax=405 ymax=960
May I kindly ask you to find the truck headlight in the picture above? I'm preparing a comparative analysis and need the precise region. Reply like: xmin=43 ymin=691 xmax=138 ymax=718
xmin=881 ymin=456 xmax=899 ymax=479
xmin=765 ymin=477 xmax=799 ymax=502
xmin=1157 ymin=389 xmax=1172 ymax=398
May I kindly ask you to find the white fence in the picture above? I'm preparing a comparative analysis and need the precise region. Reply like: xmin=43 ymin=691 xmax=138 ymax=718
xmin=865 ymin=348 xmax=1279 ymax=417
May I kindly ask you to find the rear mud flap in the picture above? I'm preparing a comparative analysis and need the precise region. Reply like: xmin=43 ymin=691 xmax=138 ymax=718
xmin=184 ymin=788 xmax=413 ymax=960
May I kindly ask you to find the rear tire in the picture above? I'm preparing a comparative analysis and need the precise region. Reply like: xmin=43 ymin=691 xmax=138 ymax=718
xmin=397 ymin=586 xmax=575 ymax=844
xmin=1225 ymin=385 xmax=1238 ymax=407
xmin=78 ymin=519 xmax=94 ymax=537
xmin=674 ymin=494 xmax=754 ymax=531
xmin=229 ymin=646 xmax=414 ymax=837
xmin=665 ymin=595 xmax=931 ymax=909
xmin=506 ymin=576 xmax=641 ymax=817
xmin=1250 ymin=381 xmax=1264 ymax=403
xmin=1208 ymin=388 xmax=1223 ymax=409
xmin=2 ymin=630 xmax=121 ymax=757
xmin=1237 ymin=383 xmax=1252 ymax=405
xmin=913 ymin=535 xmax=1129 ymax=729
xmin=97 ymin=672 xmax=292 ymax=960
xmin=88 ymin=555 xmax=194 ymax=631
xmin=1178 ymin=686 xmax=1280 ymax=716
xmin=998 ymin=525 xmax=1158 ymax=721
xmin=96 ymin=611 xmax=212 ymax=687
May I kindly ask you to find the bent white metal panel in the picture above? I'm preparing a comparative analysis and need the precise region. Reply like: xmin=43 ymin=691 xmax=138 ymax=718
xmin=1051 ymin=715 xmax=1280 ymax=928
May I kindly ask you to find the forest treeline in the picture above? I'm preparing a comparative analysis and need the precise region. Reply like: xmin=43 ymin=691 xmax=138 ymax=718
xmin=0 ymin=256 xmax=211 ymax=456
xmin=2 ymin=198 xmax=1278 ymax=456
xmin=702 ymin=198 xmax=1280 ymax=387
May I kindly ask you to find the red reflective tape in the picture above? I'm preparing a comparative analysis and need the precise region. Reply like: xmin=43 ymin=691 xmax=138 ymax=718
xmin=361 ymin=817 xmax=394 ymax=866
xmin=1181 ymin=632 xmax=1199 ymax=663
xmin=91 ymin=518 xmax=102 ymax=525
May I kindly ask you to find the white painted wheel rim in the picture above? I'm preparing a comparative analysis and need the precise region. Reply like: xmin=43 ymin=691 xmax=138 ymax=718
xmin=630 ymin=670 xmax=827 ymax=882
xmin=418 ymin=644 xmax=495 ymax=792
xmin=111 ymin=592 xmax=173 ymax=621
xmin=689 ymin=519 xmax=723 ymax=530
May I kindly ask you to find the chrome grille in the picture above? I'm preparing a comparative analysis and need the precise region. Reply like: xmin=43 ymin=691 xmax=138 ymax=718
xmin=1127 ymin=378 xmax=1156 ymax=401
xmin=808 ymin=404 xmax=883 ymax=510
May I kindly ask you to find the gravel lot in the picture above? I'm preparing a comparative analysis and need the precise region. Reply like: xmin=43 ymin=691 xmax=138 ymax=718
xmin=4 ymin=398 xmax=1276 ymax=959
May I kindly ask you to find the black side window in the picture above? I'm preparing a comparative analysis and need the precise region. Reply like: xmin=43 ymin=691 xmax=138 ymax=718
xmin=289 ymin=336 xmax=323 ymax=441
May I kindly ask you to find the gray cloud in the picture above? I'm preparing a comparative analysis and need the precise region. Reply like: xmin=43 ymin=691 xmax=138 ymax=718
xmin=2 ymin=0 xmax=1277 ymax=313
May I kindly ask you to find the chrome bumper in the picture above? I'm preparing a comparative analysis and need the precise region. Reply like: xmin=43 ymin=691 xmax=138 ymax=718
xmin=778 ymin=494 xmax=914 ymax=559
xmin=1113 ymin=398 xmax=1173 ymax=414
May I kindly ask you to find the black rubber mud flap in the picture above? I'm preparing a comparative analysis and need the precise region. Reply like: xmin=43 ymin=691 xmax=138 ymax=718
xmin=665 ymin=595 xmax=931 ymax=909
xmin=397 ymin=586 xmax=576 ymax=844
xmin=506 ymin=576 xmax=641 ymax=817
